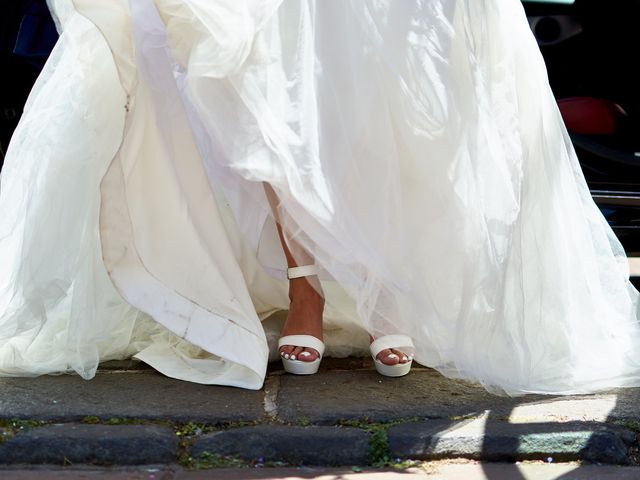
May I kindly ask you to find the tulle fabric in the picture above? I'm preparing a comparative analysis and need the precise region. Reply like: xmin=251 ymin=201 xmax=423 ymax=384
xmin=1 ymin=0 xmax=639 ymax=394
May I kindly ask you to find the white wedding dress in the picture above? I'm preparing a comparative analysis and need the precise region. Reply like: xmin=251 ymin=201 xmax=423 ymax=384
xmin=1 ymin=0 xmax=639 ymax=395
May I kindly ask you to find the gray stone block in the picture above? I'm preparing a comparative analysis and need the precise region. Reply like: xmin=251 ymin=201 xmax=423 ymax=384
xmin=388 ymin=419 xmax=635 ymax=464
xmin=275 ymin=367 xmax=640 ymax=427
xmin=0 ymin=372 xmax=264 ymax=423
xmin=0 ymin=424 xmax=178 ymax=465
xmin=276 ymin=369 xmax=548 ymax=423
xmin=192 ymin=425 xmax=369 ymax=466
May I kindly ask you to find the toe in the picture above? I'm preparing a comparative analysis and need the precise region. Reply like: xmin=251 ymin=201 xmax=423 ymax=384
xmin=279 ymin=345 xmax=294 ymax=359
xmin=392 ymin=348 xmax=410 ymax=364
xmin=378 ymin=348 xmax=400 ymax=366
xmin=280 ymin=345 xmax=320 ymax=362
xmin=290 ymin=346 xmax=304 ymax=360
xmin=298 ymin=348 xmax=319 ymax=362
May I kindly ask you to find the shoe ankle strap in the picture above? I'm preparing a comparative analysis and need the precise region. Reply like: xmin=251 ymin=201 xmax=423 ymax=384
xmin=287 ymin=265 xmax=320 ymax=279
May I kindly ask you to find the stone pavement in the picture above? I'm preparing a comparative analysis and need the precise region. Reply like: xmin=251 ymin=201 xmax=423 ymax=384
xmin=1 ymin=358 xmax=639 ymax=475
xmin=2 ymin=464 xmax=640 ymax=480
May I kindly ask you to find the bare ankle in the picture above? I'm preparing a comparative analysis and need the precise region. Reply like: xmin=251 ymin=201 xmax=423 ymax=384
xmin=288 ymin=278 xmax=324 ymax=305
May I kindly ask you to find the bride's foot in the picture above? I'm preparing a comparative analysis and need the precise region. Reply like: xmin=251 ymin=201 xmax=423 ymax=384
xmin=369 ymin=334 xmax=414 ymax=377
xmin=279 ymin=267 xmax=324 ymax=363
xmin=370 ymin=336 xmax=413 ymax=365
xmin=376 ymin=350 xmax=413 ymax=366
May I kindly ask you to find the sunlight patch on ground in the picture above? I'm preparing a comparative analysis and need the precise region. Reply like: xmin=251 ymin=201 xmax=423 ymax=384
xmin=630 ymin=257 xmax=640 ymax=277
xmin=508 ymin=394 xmax=617 ymax=423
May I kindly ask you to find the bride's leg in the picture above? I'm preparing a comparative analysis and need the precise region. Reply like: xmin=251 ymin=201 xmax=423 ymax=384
xmin=263 ymin=183 xmax=409 ymax=367
xmin=264 ymin=183 xmax=324 ymax=363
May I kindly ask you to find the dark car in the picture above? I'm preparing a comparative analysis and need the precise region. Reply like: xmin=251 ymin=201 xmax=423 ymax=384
xmin=0 ymin=0 xmax=57 ymax=162
xmin=523 ymin=0 xmax=640 ymax=256
xmin=1 ymin=0 xmax=639 ymax=258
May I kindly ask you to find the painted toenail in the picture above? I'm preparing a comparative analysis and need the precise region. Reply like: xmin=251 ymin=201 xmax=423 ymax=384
xmin=290 ymin=355 xmax=296 ymax=360
xmin=284 ymin=354 xmax=290 ymax=359
xmin=387 ymin=354 xmax=399 ymax=360
xmin=300 ymin=351 xmax=311 ymax=357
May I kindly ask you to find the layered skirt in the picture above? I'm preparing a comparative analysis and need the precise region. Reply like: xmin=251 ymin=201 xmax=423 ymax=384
xmin=1 ymin=0 xmax=639 ymax=394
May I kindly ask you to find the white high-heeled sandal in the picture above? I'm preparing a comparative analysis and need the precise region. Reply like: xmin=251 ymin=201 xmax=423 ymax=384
xmin=370 ymin=334 xmax=414 ymax=377
xmin=278 ymin=265 xmax=325 ymax=375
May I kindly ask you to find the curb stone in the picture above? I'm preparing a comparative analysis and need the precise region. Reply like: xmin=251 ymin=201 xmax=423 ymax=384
xmin=0 ymin=374 xmax=264 ymax=423
xmin=0 ymin=420 xmax=637 ymax=467
xmin=2 ymin=363 xmax=640 ymax=468
xmin=191 ymin=425 xmax=370 ymax=466
xmin=0 ymin=424 xmax=178 ymax=465
xmin=388 ymin=419 xmax=637 ymax=464
xmin=276 ymin=370 xmax=544 ymax=424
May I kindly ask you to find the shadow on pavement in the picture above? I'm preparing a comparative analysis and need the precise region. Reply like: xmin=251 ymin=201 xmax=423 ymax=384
xmin=477 ymin=390 xmax=638 ymax=480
